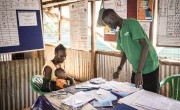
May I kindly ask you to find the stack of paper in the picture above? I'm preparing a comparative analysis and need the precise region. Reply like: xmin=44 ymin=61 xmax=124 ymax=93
xmin=75 ymin=84 xmax=100 ymax=89
xmin=108 ymin=81 xmax=140 ymax=94
xmin=89 ymin=77 xmax=106 ymax=84
xmin=61 ymin=91 xmax=94 ymax=108
xmin=92 ymin=100 xmax=113 ymax=107
xmin=85 ymin=89 xmax=116 ymax=107
xmin=119 ymin=90 xmax=180 ymax=110
xmin=111 ymin=89 xmax=129 ymax=97
xmin=99 ymin=82 xmax=114 ymax=90
xmin=51 ymin=89 xmax=67 ymax=96
xmin=95 ymin=89 xmax=117 ymax=103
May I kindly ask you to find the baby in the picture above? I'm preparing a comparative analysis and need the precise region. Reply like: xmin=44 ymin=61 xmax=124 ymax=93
xmin=55 ymin=68 xmax=75 ymax=90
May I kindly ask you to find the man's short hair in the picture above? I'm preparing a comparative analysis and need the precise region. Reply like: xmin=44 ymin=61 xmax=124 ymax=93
xmin=102 ymin=9 xmax=115 ymax=20
xmin=55 ymin=44 xmax=66 ymax=53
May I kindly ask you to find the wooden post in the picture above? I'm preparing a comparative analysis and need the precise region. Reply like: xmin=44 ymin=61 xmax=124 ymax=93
xmin=149 ymin=0 xmax=155 ymax=43
xmin=91 ymin=1 xmax=96 ymax=78
xmin=152 ymin=0 xmax=158 ymax=47
xmin=58 ymin=7 xmax=62 ymax=41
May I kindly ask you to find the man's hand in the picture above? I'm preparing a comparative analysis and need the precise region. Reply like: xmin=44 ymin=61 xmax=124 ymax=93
xmin=113 ymin=71 xmax=121 ymax=79
xmin=135 ymin=72 xmax=143 ymax=88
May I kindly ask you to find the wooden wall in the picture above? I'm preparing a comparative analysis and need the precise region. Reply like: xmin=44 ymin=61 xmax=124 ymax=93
xmin=0 ymin=58 xmax=44 ymax=110
xmin=63 ymin=49 xmax=92 ymax=82
xmin=96 ymin=51 xmax=133 ymax=82
xmin=0 ymin=54 xmax=12 ymax=61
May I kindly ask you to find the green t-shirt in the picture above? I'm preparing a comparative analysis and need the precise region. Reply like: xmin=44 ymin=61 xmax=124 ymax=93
xmin=117 ymin=18 xmax=159 ymax=74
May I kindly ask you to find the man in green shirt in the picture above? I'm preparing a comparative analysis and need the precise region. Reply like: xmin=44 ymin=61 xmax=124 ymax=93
xmin=102 ymin=9 xmax=159 ymax=93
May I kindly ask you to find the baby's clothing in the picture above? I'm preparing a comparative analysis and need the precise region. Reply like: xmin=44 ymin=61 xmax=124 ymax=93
xmin=56 ymin=78 xmax=67 ymax=89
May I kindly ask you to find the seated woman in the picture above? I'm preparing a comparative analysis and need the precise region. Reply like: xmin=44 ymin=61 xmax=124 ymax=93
xmin=55 ymin=68 xmax=75 ymax=90
xmin=41 ymin=44 xmax=68 ymax=92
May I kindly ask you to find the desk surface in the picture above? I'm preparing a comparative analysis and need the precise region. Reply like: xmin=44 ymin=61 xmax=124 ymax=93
xmin=44 ymin=87 xmax=118 ymax=110
xmin=44 ymin=80 xmax=180 ymax=110
xmin=119 ymin=89 xmax=180 ymax=110
xmin=44 ymin=80 xmax=140 ymax=110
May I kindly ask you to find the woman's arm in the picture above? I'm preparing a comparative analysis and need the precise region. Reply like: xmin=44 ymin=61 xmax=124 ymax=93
xmin=41 ymin=66 xmax=52 ymax=92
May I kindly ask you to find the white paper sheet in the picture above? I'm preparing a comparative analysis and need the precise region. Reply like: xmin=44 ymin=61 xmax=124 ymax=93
xmin=69 ymin=0 xmax=88 ymax=51
xmin=158 ymin=0 xmax=180 ymax=46
xmin=89 ymin=77 xmax=106 ymax=84
xmin=119 ymin=90 xmax=180 ymax=110
xmin=139 ymin=21 xmax=150 ymax=37
xmin=18 ymin=11 xmax=37 ymax=26
xmin=75 ymin=83 xmax=100 ymax=89
xmin=92 ymin=100 xmax=113 ymax=107
xmin=95 ymin=90 xmax=117 ymax=103
xmin=104 ymin=0 xmax=127 ymax=19
xmin=15 ymin=0 xmax=40 ymax=10
xmin=108 ymin=81 xmax=140 ymax=93
xmin=61 ymin=91 xmax=94 ymax=108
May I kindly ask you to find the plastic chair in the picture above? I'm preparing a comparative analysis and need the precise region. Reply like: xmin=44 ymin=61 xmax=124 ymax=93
xmin=31 ymin=75 xmax=50 ymax=94
xmin=160 ymin=74 xmax=180 ymax=101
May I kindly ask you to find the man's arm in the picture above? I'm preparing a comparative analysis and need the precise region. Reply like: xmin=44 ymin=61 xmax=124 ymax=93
xmin=42 ymin=66 xmax=52 ymax=92
xmin=135 ymin=38 xmax=149 ymax=87
xmin=118 ymin=52 xmax=127 ymax=72
xmin=113 ymin=52 xmax=127 ymax=79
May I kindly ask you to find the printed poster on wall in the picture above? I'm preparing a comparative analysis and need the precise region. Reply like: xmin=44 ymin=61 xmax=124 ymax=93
xmin=104 ymin=0 xmax=127 ymax=19
xmin=0 ymin=0 xmax=40 ymax=47
xmin=137 ymin=0 xmax=153 ymax=21
xmin=157 ymin=0 xmax=180 ymax=47
xmin=139 ymin=21 xmax=150 ymax=37
xmin=69 ymin=0 xmax=88 ymax=50
xmin=104 ymin=0 xmax=127 ymax=34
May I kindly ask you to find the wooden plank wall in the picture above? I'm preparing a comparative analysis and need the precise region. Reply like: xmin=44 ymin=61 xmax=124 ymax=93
xmin=63 ymin=49 xmax=92 ymax=82
xmin=96 ymin=51 xmax=133 ymax=82
xmin=44 ymin=44 xmax=55 ymax=61
xmin=0 ymin=54 xmax=12 ymax=61
xmin=0 ymin=58 xmax=45 ymax=110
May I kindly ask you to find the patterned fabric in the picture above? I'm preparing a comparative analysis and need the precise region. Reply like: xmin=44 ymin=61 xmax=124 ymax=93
xmin=31 ymin=95 xmax=56 ymax=110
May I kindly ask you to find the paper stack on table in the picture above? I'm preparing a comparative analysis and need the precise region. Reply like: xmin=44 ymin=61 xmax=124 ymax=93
xmin=75 ymin=83 xmax=100 ymax=89
xmin=61 ymin=91 xmax=95 ymax=108
xmin=95 ymin=89 xmax=117 ymax=103
xmin=92 ymin=100 xmax=113 ymax=107
xmin=89 ymin=77 xmax=107 ymax=84
xmin=99 ymin=82 xmax=114 ymax=90
xmin=108 ymin=81 xmax=140 ymax=94
xmin=119 ymin=89 xmax=180 ymax=110
xmin=85 ymin=89 xmax=117 ymax=107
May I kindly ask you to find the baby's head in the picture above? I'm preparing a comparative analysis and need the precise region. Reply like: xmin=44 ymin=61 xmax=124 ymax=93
xmin=55 ymin=68 xmax=67 ymax=79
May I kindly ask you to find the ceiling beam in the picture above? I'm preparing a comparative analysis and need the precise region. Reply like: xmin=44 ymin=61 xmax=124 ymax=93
xmin=43 ymin=0 xmax=96 ymax=8
xmin=43 ymin=0 xmax=81 ymax=8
